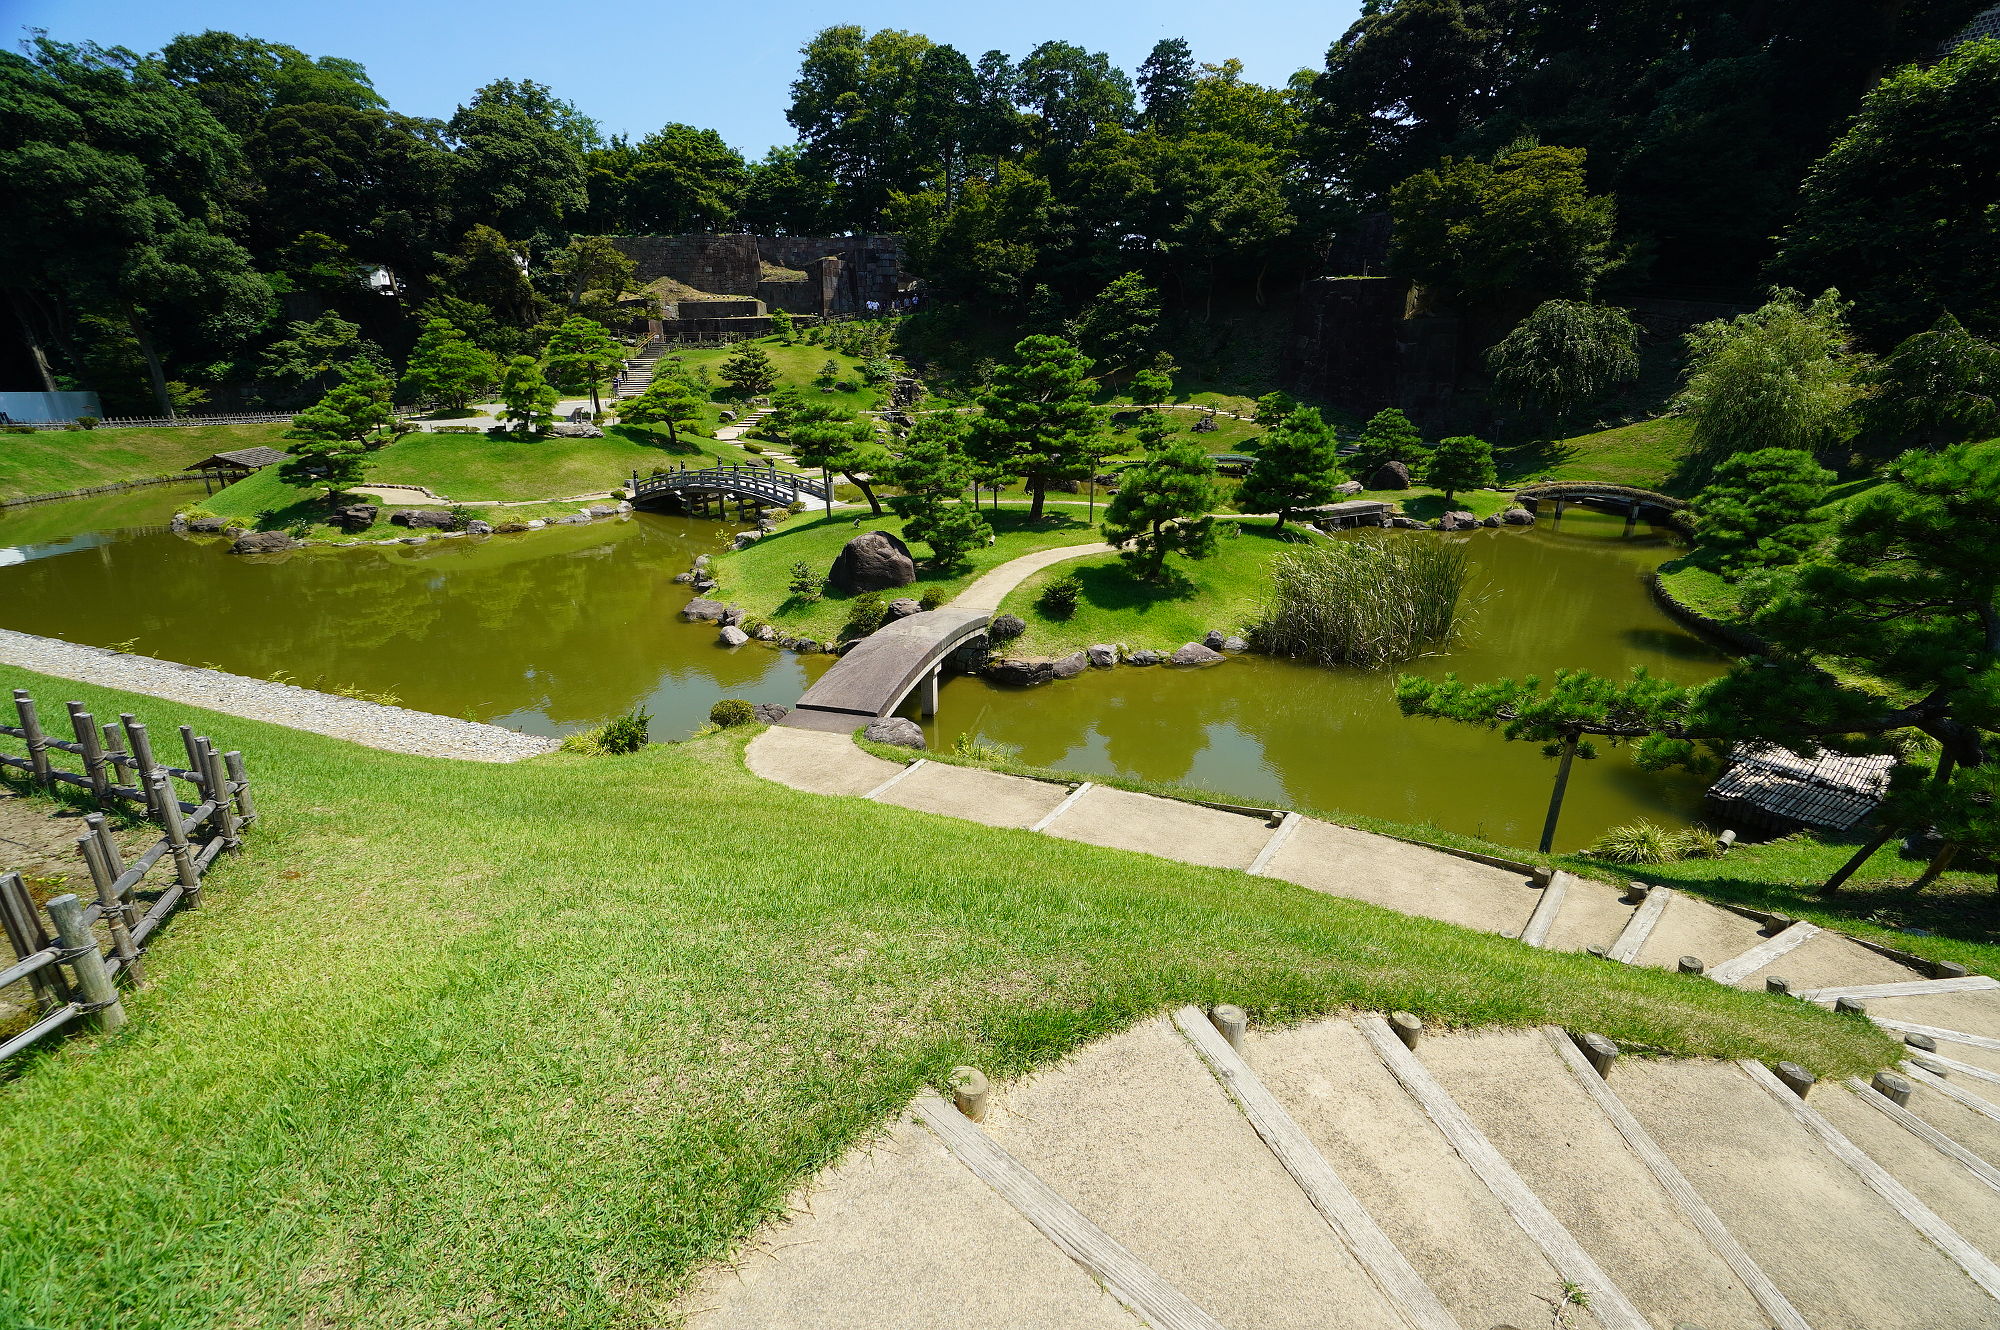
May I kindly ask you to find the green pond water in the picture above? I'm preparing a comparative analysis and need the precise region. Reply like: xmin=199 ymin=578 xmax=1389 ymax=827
xmin=0 ymin=487 xmax=1724 ymax=850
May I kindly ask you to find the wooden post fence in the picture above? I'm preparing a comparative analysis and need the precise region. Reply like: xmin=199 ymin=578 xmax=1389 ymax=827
xmin=0 ymin=691 xmax=260 ymax=1063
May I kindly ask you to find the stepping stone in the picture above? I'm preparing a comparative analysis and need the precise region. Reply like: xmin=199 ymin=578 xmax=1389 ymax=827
xmin=677 ymin=1114 xmax=1143 ymax=1329
xmin=744 ymin=727 xmax=902 ymax=798
xmin=981 ymin=1018 xmax=1410 ymax=1330
xmin=1244 ymin=1018 xmax=1571 ymax=1330
xmin=1421 ymin=1030 xmax=1771 ymax=1330
xmin=1616 ymin=1057 xmax=2000 ymax=1328
xmin=1256 ymin=816 xmax=1541 ymax=934
xmin=874 ymin=762 xmax=1069 ymax=829
xmin=1038 ymin=785 xmax=1274 ymax=871
xmin=1631 ymin=891 xmax=1768 ymax=974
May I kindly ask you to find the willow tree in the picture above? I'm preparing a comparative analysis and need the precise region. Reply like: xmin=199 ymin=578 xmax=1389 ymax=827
xmin=1486 ymin=299 xmax=1640 ymax=420
xmin=1673 ymin=289 xmax=1861 ymax=458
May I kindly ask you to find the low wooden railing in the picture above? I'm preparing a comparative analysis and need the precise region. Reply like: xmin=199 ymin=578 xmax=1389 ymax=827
xmin=0 ymin=690 xmax=257 ymax=1062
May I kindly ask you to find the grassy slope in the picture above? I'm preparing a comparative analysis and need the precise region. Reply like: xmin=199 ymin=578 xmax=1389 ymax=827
xmin=1501 ymin=415 xmax=1697 ymax=493
xmin=0 ymin=423 xmax=292 ymax=501
xmin=673 ymin=336 xmax=880 ymax=416
xmin=712 ymin=508 xmax=1108 ymax=640
xmin=0 ymin=670 xmax=1896 ymax=1329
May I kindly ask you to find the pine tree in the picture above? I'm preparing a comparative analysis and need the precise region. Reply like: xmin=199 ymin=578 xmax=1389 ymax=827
xmin=971 ymin=334 xmax=1106 ymax=520
xmin=618 ymin=377 xmax=706 ymax=449
xmin=788 ymin=404 xmax=891 ymax=515
xmin=1348 ymin=407 xmax=1428 ymax=478
xmin=1103 ymin=419 xmax=1218 ymax=579
xmin=1236 ymin=406 xmax=1342 ymax=529
xmin=401 ymin=318 xmax=497 ymax=411
xmin=542 ymin=315 xmax=623 ymax=414
xmin=770 ymin=308 xmax=795 ymax=344
xmin=1424 ymin=435 xmax=1497 ymax=503
xmin=720 ymin=342 xmax=779 ymax=397
xmin=1687 ymin=448 xmax=1834 ymax=576
xmin=497 ymin=355 xmax=559 ymax=436
xmin=888 ymin=414 xmax=990 ymax=567
xmin=280 ymin=361 xmax=396 ymax=497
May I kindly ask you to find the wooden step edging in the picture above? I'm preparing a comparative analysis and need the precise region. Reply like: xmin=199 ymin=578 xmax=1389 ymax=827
xmin=1245 ymin=812 xmax=1302 ymax=877
xmin=1353 ymin=1014 xmax=1652 ymax=1330
xmin=1028 ymin=782 xmax=1093 ymax=833
xmin=1519 ymin=871 xmax=1570 ymax=948
xmin=1169 ymin=1007 xmax=1461 ymax=1330
xmin=913 ymin=1093 xmax=1226 ymax=1330
xmin=1708 ymin=921 xmax=1821 ymax=986
xmin=1871 ymin=1019 xmax=2000 ymax=1053
xmin=1606 ymin=886 xmax=1672 ymax=964
xmin=1540 ymin=1028 xmax=1812 ymax=1330
xmin=1739 ymin=1060 xmax=2000 ymax=1301
xmin=1902 ymin=1061 xmax=2000 ymax=1127
xmin=1922 ymin=1051 xmax=2000 ymax=1089
xmin=861 ymin=758 xmax=926 ymax=801
xmin=1794 ymin=976 xmax=2000 ymax=1004
xmin=1849 ymin=1078 xmax=2000 ymax=1198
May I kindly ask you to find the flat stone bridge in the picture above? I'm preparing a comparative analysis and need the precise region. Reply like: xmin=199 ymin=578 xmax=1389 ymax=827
xmin=781 ymin=608 xmax=991 ymax=732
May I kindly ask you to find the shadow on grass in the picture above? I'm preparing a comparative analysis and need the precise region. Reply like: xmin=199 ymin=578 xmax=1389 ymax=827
xmin=606 ymin=424 xmax=705 ymax=456
xmin=1496 ymin=438 xmax=1578 ymax=482
xmin=248 ymin=490 xmax=348 ymax=532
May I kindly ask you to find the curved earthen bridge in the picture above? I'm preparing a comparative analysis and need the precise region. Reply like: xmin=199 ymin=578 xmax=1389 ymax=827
xmin=781 ymin=608 xmax=991 ymax=732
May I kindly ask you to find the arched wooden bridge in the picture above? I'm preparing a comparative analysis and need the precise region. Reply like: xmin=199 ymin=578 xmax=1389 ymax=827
xmin=782 ymin=608 xmax=991 ymax=732
xmin=629 ymin=464 xmax=829 ymax=510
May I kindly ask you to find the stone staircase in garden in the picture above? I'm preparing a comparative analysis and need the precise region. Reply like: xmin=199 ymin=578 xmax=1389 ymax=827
xmin=713 ymin=408 xmax=771 ymax=442
xmin=700 ymin=727 xmax=2000 ymax=1328
xmin=613 ymin=337 xmax=670 ymax=399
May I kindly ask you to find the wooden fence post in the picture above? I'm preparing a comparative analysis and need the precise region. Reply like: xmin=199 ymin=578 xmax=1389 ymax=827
xmin=0 ymin=872 xmax=66 ymax=1012
xmin=178 ymin=726 xmax=210 ymax=803
xmin=77 ymin=822 xmax=143 ymax=984
xmin=121 ymin=717 xmax=165 ymax=823
xmin=13 ymin=690 xmax=51 ymax=788
xmin=199 ymin=740 xmax=241 ymax=851
xmin=67 ymin=704 xmax=109 ymax=801
xmin=45 ymin=894 xmax=125 ymax=1033
xmin=146 ymin=764 xmax=201 ymax=903
xmin=223 ymin=750 xmax=256 ymax=824
xmin=101 ymin=721 xmax=133 ymax=794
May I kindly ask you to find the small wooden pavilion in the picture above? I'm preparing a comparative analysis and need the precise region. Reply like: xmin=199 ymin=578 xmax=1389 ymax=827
xmin=1706 ymin=743 xmax=1896 ymax=833
xmin=183 ymin=447 xmax=290 ymax=493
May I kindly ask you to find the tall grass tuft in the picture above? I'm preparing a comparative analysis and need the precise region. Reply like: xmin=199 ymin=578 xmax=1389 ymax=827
xmin=1250 ymin=534 xmax=1470 ymax=668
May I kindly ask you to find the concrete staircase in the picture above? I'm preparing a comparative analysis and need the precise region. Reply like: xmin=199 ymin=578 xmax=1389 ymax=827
xmin=714 ymin=728 xmax=2000 ymax=1327
xmin=613 ymin=337 xmax=669 ymax=399
xmin=713 ymin=408 xmax=771 ymax=442
xmin=681 ymin=1006 xmax=2000 ymax=1329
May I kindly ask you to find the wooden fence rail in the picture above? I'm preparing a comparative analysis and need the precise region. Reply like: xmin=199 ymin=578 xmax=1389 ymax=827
xmin=0 ymin=689 xmax=257 ymax=1063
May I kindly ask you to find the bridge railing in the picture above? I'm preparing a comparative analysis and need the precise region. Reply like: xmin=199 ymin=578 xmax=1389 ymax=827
xmin=630 ymin=463 xmax=829 ymax=503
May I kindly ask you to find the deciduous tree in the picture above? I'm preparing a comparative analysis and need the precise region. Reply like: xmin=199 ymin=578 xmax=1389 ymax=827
xmin=1673 ymin=289 xmax=1861 ymax=458
xmin=1856 ymin=312 xmax=2000 ymax=450
xmin=1485 ymin=300 xmax=1640 ymax=420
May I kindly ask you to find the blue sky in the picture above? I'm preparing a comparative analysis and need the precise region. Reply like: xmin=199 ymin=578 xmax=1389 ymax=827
xmin=8 ymin=0 xmax=1359 ymax=154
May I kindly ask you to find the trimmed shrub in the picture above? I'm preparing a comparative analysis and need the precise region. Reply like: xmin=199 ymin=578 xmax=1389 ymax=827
xmin=844 ymin=592 xmax=888 ymax=638
xmin=74 ymin=416 xmax=100 ymax=430
xmin=1037 ymin=573 xmax=1083 ymax=618
xmin=708 ymin=698 xmax=756 ymax=727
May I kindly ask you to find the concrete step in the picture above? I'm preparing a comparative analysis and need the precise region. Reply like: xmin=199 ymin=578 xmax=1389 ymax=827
xmin=679 ymin=1113 xmax=1146 ymax=1329
xmin=980 ymin=1017 xmax=1416 ymax=1330
xmin=1255 ymin=815 xmax=1542 ymax=934
xmin=873 ymin=761 xmax=1069 ymax=829
xmin=744 ymin=726 xmax=902 ymax=798
xmin=1535 ymin=872 xmax=1642 ymax=954
xmin=1631 ymin=888 xmax=1770 ymax=975
xmin=1243 ymin=1017 xmax=1575 ymax=1330
xmin=1614 ymin=1056 xmax=2000 ymax=1327
xmin=1038 ymin=784 xmax=1277 ymax=871
xmin=1817 ymin=1080 xmax=2000 ymax=1263
xmin=1419 ymin=1029 xmax=1772 ymax=1330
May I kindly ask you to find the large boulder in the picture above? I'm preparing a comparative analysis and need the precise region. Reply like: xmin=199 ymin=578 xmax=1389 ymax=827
xmin=681 ymin=598 xmax=728 ymax=622
xmin=1334 ymin=480 xmax=1364 ymax=496
xmin=230 ymin=530 xmax=297 ymax=555
xmin=1202 ymin=629 xmax=1227 ymax=650
xmin=1087 ymin=644 xmax=1119 ymax=668
xmin=1170 ymin=642 xmax=1226 ymax=667
xmin=986 ymin=658 xmax=1055 ymax=687
xmin=752 ymin=702 xmax=789 ymax=723
xmin=988 ymin=613 xmax=1026 ymax=642
xmin=464 ymin=519 xmax=493 ymax=535
xmin=1222 ymin=635 xmax=1249 ymax=653
xmin=886 ymin=597 xmax=923 ymax=621
xmin=1366 ymin=461 xmax=1412 ymax=490
xmin=1051 ymin=651 xmax=1089 ymax=680
xmin=1439 ymin=510 xmax=1481 ymax=532
xmin=1500 ymin=507 xmax=1536 ymax=526
xmin=829 ymin=530 xmax=916 ymax=592
xmin=183 ymin=514 xmax=227 ymax=534
xmin=863 ymin=717 xmax=926 ymax=749
xmin=719 ymin=606 xmax=745 ymax=627
xmin=390 ymin=508 xmax=456 ymax=530
xmin=329 ymin=503 xmax=378 ymax=532
xmin=717 ymin=625 xmax=750 ymax=647
xmin=1127 ymin=649 xmax=1163 ymax=666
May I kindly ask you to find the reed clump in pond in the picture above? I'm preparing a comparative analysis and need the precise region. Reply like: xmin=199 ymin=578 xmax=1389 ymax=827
xmin=1250 ymin=534 xmax=1471 ymax=667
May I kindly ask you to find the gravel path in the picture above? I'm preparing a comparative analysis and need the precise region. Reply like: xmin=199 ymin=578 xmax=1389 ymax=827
xmin=0 ymin=628 xmax=556 ymax=763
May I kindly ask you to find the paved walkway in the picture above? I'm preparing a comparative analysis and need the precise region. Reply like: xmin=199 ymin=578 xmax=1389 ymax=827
xmin=951 ymin=542 xmax=1115 ymax=610
xmin=0 ymin=628 xmax=556 ymax=762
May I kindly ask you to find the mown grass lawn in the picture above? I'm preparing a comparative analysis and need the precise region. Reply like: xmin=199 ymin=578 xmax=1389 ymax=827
xmin=0 ymin=669 xmax=1899 ymax=1329
xmin=1503 ymin=415 xmax=1698 ymax=493
xmin=669 ymin=336 xmax=881 ymax=415
xmin=713 ymin=507 xmax=1109 ymax=640
xmin=0 ymin=422 xmax=293 ymax=501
